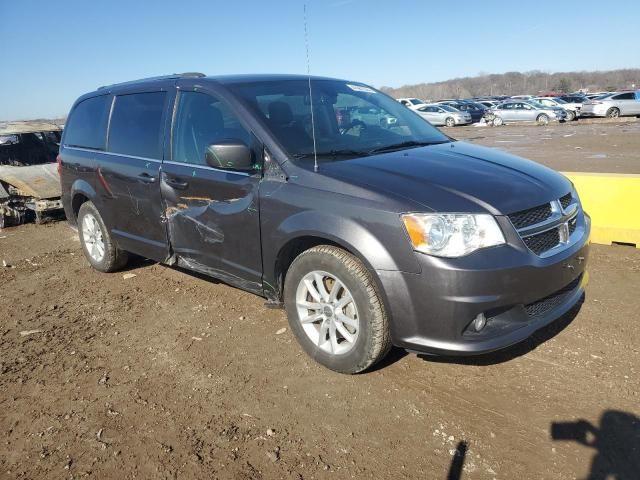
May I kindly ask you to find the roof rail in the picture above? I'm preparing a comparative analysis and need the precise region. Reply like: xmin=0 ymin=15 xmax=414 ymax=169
xmin=97 ymin=72 xmax=205 ymax=90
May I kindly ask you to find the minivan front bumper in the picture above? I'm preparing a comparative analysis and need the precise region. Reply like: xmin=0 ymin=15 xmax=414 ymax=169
xmin=378 ymin=214 xmax=590 ymax=356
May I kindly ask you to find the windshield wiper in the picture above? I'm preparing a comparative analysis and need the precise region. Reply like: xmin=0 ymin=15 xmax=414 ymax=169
xmin=367 ymin=140 xmax=448 ymax=154
xmin=293 ymin=149 xmax=368 ymax=159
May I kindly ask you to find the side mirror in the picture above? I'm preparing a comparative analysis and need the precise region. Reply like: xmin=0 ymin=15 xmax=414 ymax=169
xmin=205 ymin=140 xmax=253 ymax=171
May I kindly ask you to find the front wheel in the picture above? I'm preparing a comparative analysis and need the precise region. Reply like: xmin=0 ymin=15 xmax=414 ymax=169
xmin=537 ymin=114 xmax=549 ymax=125
xmin=445 ymin=117 xmax=456 ymax=127
xmin=566 ymin=110 xmax=576 ymax=121
xmin=78 ymin=201 xmax=128 ymax=272
xmin=284 ymin=245 xmax=391 ymax=374
xmin=493 ymin=116 xmax=504 ymax=126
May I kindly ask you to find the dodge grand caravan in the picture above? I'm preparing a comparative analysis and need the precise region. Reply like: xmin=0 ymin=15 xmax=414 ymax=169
xmin=59 ymin=73 xmax=590 ymax=373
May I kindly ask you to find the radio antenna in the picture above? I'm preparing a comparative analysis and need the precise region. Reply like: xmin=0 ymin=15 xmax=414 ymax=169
xmin=304 ymin=2 xmax=319 ymax=173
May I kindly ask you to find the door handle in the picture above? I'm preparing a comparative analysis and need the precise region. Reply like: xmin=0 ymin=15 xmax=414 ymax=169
xmin=165 ymin=177 xmax=189 ymax=190
xmin=138 ymin=172 xmax=157 ymax=184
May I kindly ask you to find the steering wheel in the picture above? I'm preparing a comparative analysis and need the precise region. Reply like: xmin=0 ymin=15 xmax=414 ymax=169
xmin=341 ymin=119 xmax=367 ymax=136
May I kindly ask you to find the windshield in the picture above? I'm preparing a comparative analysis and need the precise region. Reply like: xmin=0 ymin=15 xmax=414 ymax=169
xmin=229 ymin=79 xmax=450 ymax=162
xmin=552 ymin=97 xmax=567 ymax=104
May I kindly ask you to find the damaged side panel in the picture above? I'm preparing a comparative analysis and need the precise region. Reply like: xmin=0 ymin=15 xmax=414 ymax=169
xmin=159 ymin=162 xmax=263 ymax=295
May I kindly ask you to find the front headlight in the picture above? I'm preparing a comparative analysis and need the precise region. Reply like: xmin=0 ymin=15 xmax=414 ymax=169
xmin=402 ymin=213 xmax=506 ymax=257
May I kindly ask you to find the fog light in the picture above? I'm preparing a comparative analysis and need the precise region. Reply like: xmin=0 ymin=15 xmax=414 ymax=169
xmin=473 ymin=313 xmax=487 ymax=332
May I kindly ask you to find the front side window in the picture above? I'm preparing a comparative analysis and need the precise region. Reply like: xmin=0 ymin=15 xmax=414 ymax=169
xmin=172 ymin=91 xmax=253 ymax=166
xmin=230 ymin=79 xmax=449 ymax=163
xmin=613 ymin=92 xmax=634 ymax=100
xmin=108 ymin=92 xmax=166 ymax=159
xmin=64 ymin=95 xmax=111 ymax=150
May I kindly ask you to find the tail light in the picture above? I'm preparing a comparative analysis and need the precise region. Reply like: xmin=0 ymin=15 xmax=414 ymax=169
xmin=56 ymin=155 xmax=63 ymax=176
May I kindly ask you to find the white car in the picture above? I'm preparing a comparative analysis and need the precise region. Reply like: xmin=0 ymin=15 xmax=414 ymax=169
xmin=510 ymin=95 xmax=535 ymax=100
xmin=397 ymin=97 xmax=429 ymax=110
xmin=581 ymin=91 xmax=640 ymax=118
xmin=533 ymin=97 xmax=579 ymax=121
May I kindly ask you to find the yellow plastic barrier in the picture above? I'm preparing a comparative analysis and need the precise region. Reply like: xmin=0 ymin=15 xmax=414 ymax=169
xmin=563 ymin=172 xmax=640 ymax=248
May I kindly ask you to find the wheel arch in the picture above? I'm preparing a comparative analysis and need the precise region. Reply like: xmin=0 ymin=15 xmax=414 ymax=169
xmin=69 ymin=179 xmax=97 ymax=224
xmin=266 ymin=212 xmax=416 ymax=303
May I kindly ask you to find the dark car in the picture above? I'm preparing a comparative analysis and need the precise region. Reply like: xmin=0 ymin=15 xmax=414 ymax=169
xmin=59 ymin=73 xmax=590 ymax=374
xmin=557 ymin=94 xmax=588 ymax=105
xmin=437 ymin=100 xmax=487 ymax=123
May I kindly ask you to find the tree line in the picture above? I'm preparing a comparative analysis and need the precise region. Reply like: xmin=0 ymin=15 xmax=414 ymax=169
xmin=380 ymin=69 xmax=640 ymax=100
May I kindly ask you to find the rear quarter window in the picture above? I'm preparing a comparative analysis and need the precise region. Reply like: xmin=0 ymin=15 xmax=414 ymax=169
xmin=108 ymin=92 xmax=166 ymax=159
xmin=64 ymin=95 xmax=111 ymax=150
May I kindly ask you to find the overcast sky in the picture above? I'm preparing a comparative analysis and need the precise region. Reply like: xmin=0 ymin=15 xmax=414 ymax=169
xmin=1 ymin=0 xmax=638 ymax=120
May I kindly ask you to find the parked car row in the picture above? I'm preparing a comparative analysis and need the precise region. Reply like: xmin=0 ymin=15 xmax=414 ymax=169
xmin=397 ymin=90 xmax=640 ymax=126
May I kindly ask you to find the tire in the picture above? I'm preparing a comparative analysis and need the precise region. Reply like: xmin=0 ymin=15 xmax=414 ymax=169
xmin=77 ymin=201 xmax=128 ymax=273
xmin=493 ymin=116 xmax=503 ymax=126
xmin=284 ymin=245 xmax=391 ymax=374
xmin=566 ymin=110 xmax=576 ymax=121
xmin=606 ymin=107 xmax=620 ymax=118
xmin=445 ymin=117 xmax=456 ymax=128
xmin=537 ymin=114 xmax=549 ymax=125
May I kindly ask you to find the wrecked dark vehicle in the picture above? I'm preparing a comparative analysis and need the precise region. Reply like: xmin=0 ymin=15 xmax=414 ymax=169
xmin=0 ymin=122 xmax=64 ymax=227
xmin=59 ymin=73 xmax=590 ymax=374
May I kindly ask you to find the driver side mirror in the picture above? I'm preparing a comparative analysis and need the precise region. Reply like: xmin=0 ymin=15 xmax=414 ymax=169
xmin=205 ymin=140 xmax=254 ymax=171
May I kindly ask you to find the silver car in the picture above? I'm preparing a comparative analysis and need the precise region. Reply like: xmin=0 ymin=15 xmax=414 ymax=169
xmin=489 ymin=100 xmax=566 ymax=126
xmin=350 ymin=106 xmax=398 ymax=128
xmin=581 ymin=91 xmax=640 ymax=118
xmin=533 ymin=97 xmax=579 ymax=121
xmin=415 ymin=104 xmax=472 ymax=127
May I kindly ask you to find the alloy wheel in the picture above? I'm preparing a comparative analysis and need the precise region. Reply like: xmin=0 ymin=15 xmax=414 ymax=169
xmin=295 ymin=270 xmax=359 ymax=355
xmin=82 ymin=213 xmax=105 ymax=262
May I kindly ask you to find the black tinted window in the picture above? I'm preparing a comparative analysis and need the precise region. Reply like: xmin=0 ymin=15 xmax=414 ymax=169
xmin=613 ymin=92 xmax=634 ymax=100
xmin=64 ymin=96 xmax=110 ymax=150
xmin=108 ymin=92 xmax=166 ymax=159
xmin=172 ymin=91 xmax=253 ymax=166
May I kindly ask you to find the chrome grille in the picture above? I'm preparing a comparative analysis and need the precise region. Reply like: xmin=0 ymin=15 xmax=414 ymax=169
xmin=508 ymin=203 xmax=552 ymax=229
xmin=508 ymin=192 xmax=580 ymax=257
xmin=523 ymin=228 xmax=560 ymax=255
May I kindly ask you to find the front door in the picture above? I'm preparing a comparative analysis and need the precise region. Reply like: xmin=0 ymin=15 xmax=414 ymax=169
xmin=160 ymin=87 xmax=263 ymax=294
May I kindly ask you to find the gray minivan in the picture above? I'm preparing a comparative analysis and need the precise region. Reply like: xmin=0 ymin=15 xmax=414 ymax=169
xmin=59 ymin=73 xmax=590 ymax=373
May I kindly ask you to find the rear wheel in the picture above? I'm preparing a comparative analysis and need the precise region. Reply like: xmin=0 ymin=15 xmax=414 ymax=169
xmin=445 ymin=117 xmax=456 ymax=127
xmin=284 ymin=245 xmax=391 ymax=374
xmin=537 ymin=114 xmax=549 ymax=125
xmin=606 ymin=107 xmax=620 ymax=118
xmin=78 ymin=201 xmax=128 ymax=272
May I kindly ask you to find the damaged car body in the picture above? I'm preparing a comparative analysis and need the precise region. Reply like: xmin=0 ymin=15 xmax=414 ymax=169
xmin=59 ymin=73 xmax=590 ymax=374
xmin=0 ymin=122 xmax=64 ymax=227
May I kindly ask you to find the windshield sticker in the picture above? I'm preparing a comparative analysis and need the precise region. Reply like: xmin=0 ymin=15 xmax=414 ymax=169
xmin=346 ymin=84 xmax=376 ymax=94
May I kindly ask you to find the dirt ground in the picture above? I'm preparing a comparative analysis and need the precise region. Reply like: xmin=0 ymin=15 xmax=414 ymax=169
xmin=2 ymin=121 xmax=640 ymax=479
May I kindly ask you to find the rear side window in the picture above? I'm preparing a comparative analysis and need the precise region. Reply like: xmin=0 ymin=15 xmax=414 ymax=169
xmin=108 ymin=92 xmax=166 ymax=159
xmin=64 ymin=95 xmax=111 ymax=150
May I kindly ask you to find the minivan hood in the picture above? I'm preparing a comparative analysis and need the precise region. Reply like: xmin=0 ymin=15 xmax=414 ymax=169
xmin=319 ymin=141 xmax=571 ymax=215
